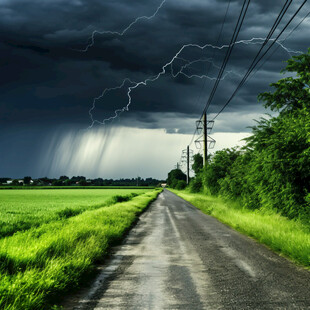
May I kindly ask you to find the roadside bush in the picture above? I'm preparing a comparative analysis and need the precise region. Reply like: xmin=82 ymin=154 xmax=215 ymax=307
xmin=175 ymin=180 xmax=187 ymax=190
xmin=203 ymin=148 xmax=240 ymax=196
xmin=201 ymin=49 xmax=310 ymax=219
xmin=189 ymin=174 xmax=203 ymax=193
xmin=167 ymin=168 xmax=186 ymax=189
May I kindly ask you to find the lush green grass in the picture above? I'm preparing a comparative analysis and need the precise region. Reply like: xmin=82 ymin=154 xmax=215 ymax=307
xmin=0 ymin=189 xmax=150 ymax=238
xmin=0 ymin=189 xmax=161 ymax=309
xmin=171 ymin=190 xmax=310 ymax=268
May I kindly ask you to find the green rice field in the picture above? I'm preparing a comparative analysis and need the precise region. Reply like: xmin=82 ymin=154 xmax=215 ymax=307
xmin=0 ymin=188 xmax=150 ymax=238
xmin=0 ymin=188 xmax=161 ymax=309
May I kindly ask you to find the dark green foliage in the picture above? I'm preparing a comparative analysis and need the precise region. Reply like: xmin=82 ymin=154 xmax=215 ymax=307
xmin=189 ymin=174 xmax=203 ymax=193
xmin=12 ymin=179 xmax=21 ymax=186
xmin=52 ymin=179 xmax=63 ymax=186
xmin=258 ymin=48 xmax=310 ymax=113
xmin=175 ymin=180 xmax=187 ymax=190
xmin=203 ymin=148 xmax=240 ymax=195
xmin=192 ymin=153 xmax=203 ymax=174
xmin=0 ymin=178 xmax=10 ymax=185
xmin=191 ymin=49 xmax=310 ymax=220
xmin=23 ymin=176 xmax=31 ymax=185
xmin=167 ymin=169 xmax=187 ymax=188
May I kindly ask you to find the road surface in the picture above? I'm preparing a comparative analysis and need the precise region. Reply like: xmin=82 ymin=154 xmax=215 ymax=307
xmin=65 ymin=189 xmax=310 ymax=309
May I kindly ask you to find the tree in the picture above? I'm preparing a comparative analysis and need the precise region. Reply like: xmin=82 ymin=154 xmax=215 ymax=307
xmin=192 ymin=153 xmax=203 ymax=175
xmin=0 ymin=178 xmax=10 ymax=185
xmin=203 ymin=148 xmax=240 ymax=195
xmin=175 ymin=180 xmax=187 ymax=190
xmin=23 ymin=176 xmax=31 ymax=185
xmin=63 ymin=179 xmax=72 ymax=186
xmin=12 ymin=179 xmax=20 ymax=186
xmin=258 ymin=48 xmax=310 ymax=113
xmin=215 ymin=49 xmax=310 ymax=218
xmin=52 ymin=180 xmax=63 ymax=186
xmin=93 ymin=178 xmax=104 ymax=186
xmin=167 ymin=169 xmax=186 ymax=188
xmin=79 ymin=179 xmax=88 ymax=186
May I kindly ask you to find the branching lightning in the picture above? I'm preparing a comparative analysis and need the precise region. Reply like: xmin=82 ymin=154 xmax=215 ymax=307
xmin=173 ymin=56 xmax=243 ymax=79
xmin=88 ymin=37 xmax=303 ymax=128
xmin=78 ymin=0 xmax=166 ymax=52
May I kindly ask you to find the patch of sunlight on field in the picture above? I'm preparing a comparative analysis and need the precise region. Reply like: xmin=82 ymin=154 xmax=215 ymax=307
xmin=0 ymin=189 xmax=149 ymax=237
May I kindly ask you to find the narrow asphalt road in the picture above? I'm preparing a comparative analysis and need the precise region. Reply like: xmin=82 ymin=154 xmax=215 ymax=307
xmin=65 ymin=189 xmax=310 ymax=309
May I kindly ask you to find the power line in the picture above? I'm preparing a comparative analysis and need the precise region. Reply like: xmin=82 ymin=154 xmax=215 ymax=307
xmin=187 ymin=0 xmax=232 ymax=147
xmin=191 ymin=0 xmax=232 ymax=115
xmin=212 ymin=0 xmax=307 ymax=121
xmin=188 ymin=0 xmax=250 ymax=147
xmin=252 ymin=9 xmax=310 ymax=80
xmin=201 ymin=0 xmax=251 ymax=118
xmin=264 ymin=0 xmax=293 ymax=44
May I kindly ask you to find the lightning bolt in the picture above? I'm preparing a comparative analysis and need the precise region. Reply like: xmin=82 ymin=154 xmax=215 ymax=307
xmin=173 ymin=57 xmax=243 ymax=79
xmin=237 ymin=37 xmax=303 ymax=56
xmin=78 ymin=0 xmax=166 ymax=52
xmin=88 ymin=37 xmax=303 ymax=128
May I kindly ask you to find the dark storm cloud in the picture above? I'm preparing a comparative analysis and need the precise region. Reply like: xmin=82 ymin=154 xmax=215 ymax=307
xmin=0 ymin=0 xmax=309 ymax=131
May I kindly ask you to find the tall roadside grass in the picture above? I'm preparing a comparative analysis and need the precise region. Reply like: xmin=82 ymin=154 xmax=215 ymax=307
xmin=171 ymin=190 xmax=310 ymax=268
xmin=0 ymin=189 xmax=161 ymax=310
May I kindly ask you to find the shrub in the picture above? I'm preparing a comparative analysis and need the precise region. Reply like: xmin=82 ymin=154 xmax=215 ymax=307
xmin=175 ymin=180 xmax=187 ymax=190
xmin=189 ymin=174 xmax=203 ymax=193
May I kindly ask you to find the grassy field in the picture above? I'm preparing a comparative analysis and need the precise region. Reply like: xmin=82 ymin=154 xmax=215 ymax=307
xmin=0 ymin=186 xmax=155 ymax=190
xmin=171 ymin=190 xmax=310 ymax=268
xmin=0 ymin=188 xmax=161 ymax=309
xmin=0 ymin=188 xmax=150 ymax=237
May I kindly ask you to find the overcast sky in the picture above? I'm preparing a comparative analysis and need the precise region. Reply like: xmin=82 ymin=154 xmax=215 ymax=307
xmin=0 ymin=0 xmax=309 ymax=179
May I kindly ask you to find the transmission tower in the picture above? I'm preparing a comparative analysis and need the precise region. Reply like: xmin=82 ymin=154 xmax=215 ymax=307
xmin=181 ymin=146 xmax=194 ymax=184
xmin=195 ymin=115 xmax=215 ymax=165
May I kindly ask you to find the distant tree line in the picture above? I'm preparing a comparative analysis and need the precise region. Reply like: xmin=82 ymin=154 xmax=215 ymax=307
xmin=0 ymin=176 xmax=164 ymax=187
xmin=168 ymin=49 xmax=310 ymax=220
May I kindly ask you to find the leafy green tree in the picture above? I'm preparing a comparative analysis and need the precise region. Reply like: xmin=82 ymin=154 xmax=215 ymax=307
xmin=258 ymin=48 xmax=310 ymax=113
xmin=203 ymin=148 xmax=240 ymax=195
xmin=216 ymin=49 xmax=310 ymax=218
xmin=192 ymin=153 xmax=203 ymax=175
xmin=12 ymin=179 xmax=20 ymax=186
xmin=93 ymin=178 xmax=104 ymax=186
xmin=176 ymin=180 xmax=187 ymax=190
xmin=52 ymin=180 xmax=63 ymax=186
xmin=167 ymin=169 xmax=186 ymax=188
xmin=79 ymin=180 xmax=88 ymax=186
xmin=189 ymin=173 xmax=203 ymax=193
xmin=23 ymin=176 xmax=31 ymax=185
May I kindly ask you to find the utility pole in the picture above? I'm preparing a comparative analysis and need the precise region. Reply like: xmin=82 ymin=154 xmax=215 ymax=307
xmin=181 ymin=147 xmax=193 ymax=185
xmin=187 ymin=145 xmax=190 ymax=185
xmin=194 ymin=116 xmax=215 ymax=165
xmin=203 ymin=111 xmax=208 ymax=166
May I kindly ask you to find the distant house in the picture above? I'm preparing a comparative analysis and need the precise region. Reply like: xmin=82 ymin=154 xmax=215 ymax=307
xmin=6 ymin=180 xmax=23 ymax=185
xmin=5 ymin=179 xmax=33 ymax=185
xmin=161 ymin=183 xmax=167 ymax=188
